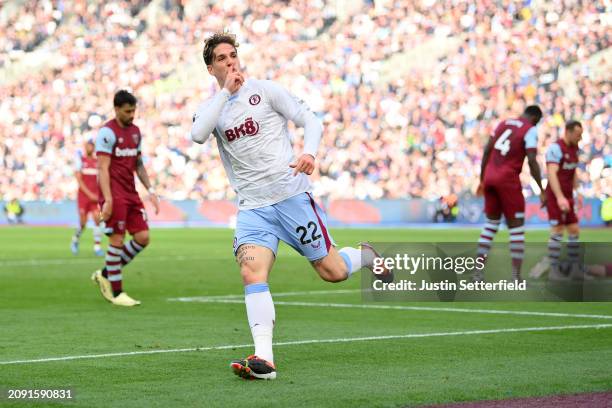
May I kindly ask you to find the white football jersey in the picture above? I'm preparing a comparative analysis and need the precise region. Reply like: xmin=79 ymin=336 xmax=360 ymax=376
xmin=191 ymin=79 xmax=321 ymax=209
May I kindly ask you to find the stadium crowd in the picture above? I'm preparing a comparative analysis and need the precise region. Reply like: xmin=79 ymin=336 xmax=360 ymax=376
xmin=0 ymin=0 xmax=610 ymax=204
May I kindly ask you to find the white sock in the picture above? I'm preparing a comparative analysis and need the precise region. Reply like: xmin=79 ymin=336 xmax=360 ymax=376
xmin=339 ymin=247 xmax=372 ymax=277
xmin=73 ymin=226 xmax=83 ymax=242
xmin=93 ymin=225 xmax=102 ymax=249
xmin=244 ymin=283 xmax=275 ymax=363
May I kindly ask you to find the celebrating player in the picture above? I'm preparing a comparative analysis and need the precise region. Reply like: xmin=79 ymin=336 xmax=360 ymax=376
xmin=545 ymin=120 xmax=584 ymax=280
xmin=91 ymin=90 xmax=159 ymax=307
xmin=191 ymin=32 xmax=392 ymax=380
xmin=71 ymin=139 xmax=104 ymax=256
xmin=474 ymin=105 xmax=546 ymax=282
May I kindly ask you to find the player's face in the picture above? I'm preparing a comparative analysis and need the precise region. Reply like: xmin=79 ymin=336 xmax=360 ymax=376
xmin=207 ymin=43 xmax=240 ymax=83
xmin=567 ymin=126 xmax=583 ymax=146
xmin=115 ymin=104 xmax=136 ymax=127
xmin=85 ymin=142 xmax=95 ymax=156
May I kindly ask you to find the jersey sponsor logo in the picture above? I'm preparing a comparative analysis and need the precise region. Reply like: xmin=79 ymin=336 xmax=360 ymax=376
xmin=115 ymin=147 xmax=139 ymax=157
xmin=81 ymin=168 xmax=98 ymax=175
xmin=224 ymin=117 xmax=260 ymax=142
xmin=249 ymin=94 xmax=261 ymax=105
xmin=562 ymin=161 xmax=578 ymax=170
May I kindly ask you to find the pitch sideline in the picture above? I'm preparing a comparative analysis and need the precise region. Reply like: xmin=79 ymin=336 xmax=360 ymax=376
xmin=2 ymin=324 xmax=611 ymax=365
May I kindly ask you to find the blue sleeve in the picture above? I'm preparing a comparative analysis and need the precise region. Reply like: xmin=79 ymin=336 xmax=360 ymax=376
xmin=74 ymin=152 xmax=83 ymax=171
xmin=524 ymin=126 xmax=538 ymax=149
xmin=545 ymin=143 xmax=562 ymax=163
xmin=96 ymin=127 xmax=116 ymax=154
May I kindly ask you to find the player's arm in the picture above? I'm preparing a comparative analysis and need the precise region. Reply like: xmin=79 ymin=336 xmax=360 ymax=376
xmin=475 ymin=136 xmax=494 ymax=196
xmin=480 ymin=137 xmax=494 ymax=183
xmin=544 ymin=143 xmax=567 ymax=211
xmin=265 ymin=80 xmax=323 ymax=175
xmin=191 ymin=89 xmax=231 ymax=144
xmin=98 ymin=155 xmax=113 ymax=221
xmin=74 ymin=154 xmax=96 ymax=200
xmin=75 ymin=172 xmax=96 ymax=201
xmin=135 ymin=155 xmax=159 ymax=215
xmin=524 ymin=126 xmax=546 ymax=206
xmin=96 ymin=127 xmax=116 ymax=221
xmin=573 ymin=167 xmax=583 ymax=210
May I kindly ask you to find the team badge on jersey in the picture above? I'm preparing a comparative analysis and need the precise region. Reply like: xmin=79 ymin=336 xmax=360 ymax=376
xmin=132 ymin=134 xmax=139 ymax=144
xmin=249 ymin=94 xmax=261 ymax=105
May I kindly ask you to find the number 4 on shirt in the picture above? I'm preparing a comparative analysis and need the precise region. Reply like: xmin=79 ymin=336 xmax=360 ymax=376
xmin=494 ymin=129 xmax=512 ymax=156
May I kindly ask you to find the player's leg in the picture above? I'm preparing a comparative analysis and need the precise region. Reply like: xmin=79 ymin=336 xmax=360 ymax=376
xmin=71 ymin=206 xmax=88 ymax=255
xmin=231 ymin=246 xmax=277 ymax=380
xmin=91 ymin=202 xmax=103 ymax=256
xmin=92 ymin=202 xmax=139 ymax=306
xmin=547 ymin=224 xmax=565 ymax=280
xmin=275 ymin=193 xmax=390 ymax=283
xmin=544 ymin=189 xmax=566 ymax=279
xmin=566 ymin=222 xmax=585 ymax=280
xmin=230 ymin=208 xmax=279 ymax=380
xmin=112 ymin=202 xmax=150 ymax=269
xmin=101 ymin=231 xmax=140 ymax=306
xmin=506 ymin=217 xmax=526 ymax=281
xmin=473 ymin=185 xmax=502 ymax=281
xmin=501 ymin=184 xmax=526 ymax=281
xmin=310 ymin=244 xmax=386 ymax=283
xmin=119 ymin=230 xmax=148 ymax=268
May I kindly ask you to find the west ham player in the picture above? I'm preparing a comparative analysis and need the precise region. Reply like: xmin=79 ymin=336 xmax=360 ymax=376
xmin=545 ymin=120 xmax=584 ymax=280
xmin=191 ymin=33 xmax=391 ymax=380
xmin=91 ymin=90 xmax=159 ymax=307
xmin=71 ymin=139 xmax=104 ymax=256
xmin=475 ymin=106 xmax=546 ymax=282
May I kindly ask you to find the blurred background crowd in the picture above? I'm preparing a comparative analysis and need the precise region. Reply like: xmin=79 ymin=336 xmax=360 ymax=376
xmin=1 ymin=0 xmax=610 ymax=204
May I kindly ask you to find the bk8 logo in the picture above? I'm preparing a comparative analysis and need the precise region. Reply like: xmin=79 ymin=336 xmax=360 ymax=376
xmin=225 ymin=117 xmax=260 ymax=142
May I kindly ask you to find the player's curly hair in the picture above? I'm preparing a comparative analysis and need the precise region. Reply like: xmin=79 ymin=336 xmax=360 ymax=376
xmin=203 ymin=32 xmax=239 ymax=65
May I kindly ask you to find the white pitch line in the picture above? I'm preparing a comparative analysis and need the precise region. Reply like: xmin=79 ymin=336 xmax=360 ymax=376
xmin=0 ymin=255 xmax=210 ymax=267
xmin=2 ymin=324 xmax=611 ymax=366
xmin=168 ymin=288 xmax=361 ymax=301
xmin=170 ymin=296 xmax=612 ymax=320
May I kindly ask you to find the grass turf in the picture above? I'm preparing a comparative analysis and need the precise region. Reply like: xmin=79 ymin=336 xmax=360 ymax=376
xmin=0 ymin=227 xmax=611 ymax=407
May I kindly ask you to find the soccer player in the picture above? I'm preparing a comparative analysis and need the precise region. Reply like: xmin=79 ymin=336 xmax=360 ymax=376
xmin=71 ymin=139 xmax=104 ymax=256
xmin=545 ymin=120 xmax=584 ymax=280
xmin=191 ymin=32 xmax=392 ymax=380
xmin=474 ymin=106 xmax=546 ymax=282
xmin=90 ymin=90 xmax=159 ymax=307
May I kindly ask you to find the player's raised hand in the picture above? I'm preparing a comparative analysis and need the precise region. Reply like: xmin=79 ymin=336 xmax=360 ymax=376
xmin=290 ymin=154 xmax=315 ymax=176
xmin=99 ymin=201 xmax=112 ymax=222
xmin=223 ymin=66 xmax=244 ymax=94
xmin=556 ymin=195 xmax=569 ymax=212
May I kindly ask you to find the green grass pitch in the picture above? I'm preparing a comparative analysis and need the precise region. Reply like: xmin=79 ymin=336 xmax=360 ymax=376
xmin=1 ymin=227 xmax=611 ymax=407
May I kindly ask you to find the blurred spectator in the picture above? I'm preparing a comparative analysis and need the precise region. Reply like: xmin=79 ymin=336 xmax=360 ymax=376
xmin=0 ymin=0 xmax=610 ymax=204
xmin=3 ymin=198 xmax=25 ymax=224
xmin=434 ymin=194 xmax=458 ymax=223
xmin=602 ymin=196 xmax=612 ymax=227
